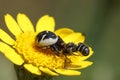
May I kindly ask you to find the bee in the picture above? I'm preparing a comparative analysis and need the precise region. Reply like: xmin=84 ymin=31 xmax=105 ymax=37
xmin=35 ymin=30 xmax=89 ymax=56
xmin=63 ymin=42 xmax=89 ymax=56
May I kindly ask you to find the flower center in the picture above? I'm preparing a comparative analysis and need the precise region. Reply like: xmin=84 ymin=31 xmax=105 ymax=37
xmin=14 ymin=32 xmax=66 ymax=69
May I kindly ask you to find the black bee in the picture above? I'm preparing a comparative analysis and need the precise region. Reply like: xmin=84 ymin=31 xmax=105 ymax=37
xmin=63 ymin=42 xmax=89 ymax=56
xmin=35 ymin=30 xmax=89 ymax=56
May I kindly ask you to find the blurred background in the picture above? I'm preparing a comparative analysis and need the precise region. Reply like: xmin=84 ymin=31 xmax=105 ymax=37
xmin=0 ymin=0 xmax=120 ymax=80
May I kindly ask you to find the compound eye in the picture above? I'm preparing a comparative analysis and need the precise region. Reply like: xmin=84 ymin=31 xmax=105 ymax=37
xmin=35 ymin=31 xmax=58 ymax=46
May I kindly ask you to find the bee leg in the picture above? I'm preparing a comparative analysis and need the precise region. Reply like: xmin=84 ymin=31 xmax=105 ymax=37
xmin=64 ymin=56 xmax=72 ymax=69
xmin=50 ymin=44 xmax=60 ymax=56
xmin=63 ymin=42 xmax=77 ymax=55
xmin=65 ymin=56 xmax=71 ymax=63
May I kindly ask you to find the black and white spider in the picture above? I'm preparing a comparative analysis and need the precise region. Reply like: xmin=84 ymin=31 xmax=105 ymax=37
xmin=35 ymin=30 xmax=89 ymax=56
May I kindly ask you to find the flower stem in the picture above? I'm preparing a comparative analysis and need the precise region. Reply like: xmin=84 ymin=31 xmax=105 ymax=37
xmin=14 ymin=65 xmax=54 ymax=80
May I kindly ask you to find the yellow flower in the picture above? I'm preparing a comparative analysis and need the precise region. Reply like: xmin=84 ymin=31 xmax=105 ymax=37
xmin=0 ymin=13 xmax=93 ymax=76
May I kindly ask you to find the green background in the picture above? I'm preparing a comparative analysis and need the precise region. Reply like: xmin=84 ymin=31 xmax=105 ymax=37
xmin=0 ymin=0 xmax=120 ymax=80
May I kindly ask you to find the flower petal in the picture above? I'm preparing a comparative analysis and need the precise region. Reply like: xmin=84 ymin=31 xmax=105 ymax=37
xmin=4 ymin=14 xmax=22 ymax=36
xmin=24 ymin=64 xmax=41 ymax=75
xmin=0 ymin=29 xmax=15 ymax=45
xmin=68 ymin=47 xmax=93 ymax=61
xmin=36 ymin=15 xmax=55 ymax=32
xmin=17 ymin=13 xmax=34 ymax=32
xmin=0 ymin=42 xmax=24 ymax=65
xmin=63 ymin=33 xmax=85 ymax=43
xmin=54 ymin=69 xmax=81 ymax=76
xmin=39 ymin=67 xmax=58 ymax=76
xmin=69 ymin=61 xmax=93 ymax=69
xmin=55 ymin=28 xmax=74 ymax=39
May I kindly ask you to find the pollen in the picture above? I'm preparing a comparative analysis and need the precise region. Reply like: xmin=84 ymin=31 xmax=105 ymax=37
xmin=14 ymin=32 xmax=66 ymax=69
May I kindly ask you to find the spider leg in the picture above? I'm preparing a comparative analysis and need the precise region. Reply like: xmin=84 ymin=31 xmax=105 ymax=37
xmin=50 ymin=44 xmax=61 ymax=56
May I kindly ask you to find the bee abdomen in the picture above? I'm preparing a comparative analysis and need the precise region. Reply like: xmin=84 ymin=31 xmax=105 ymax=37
xmin=76 ymin=43 xmax=89 ymax=56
